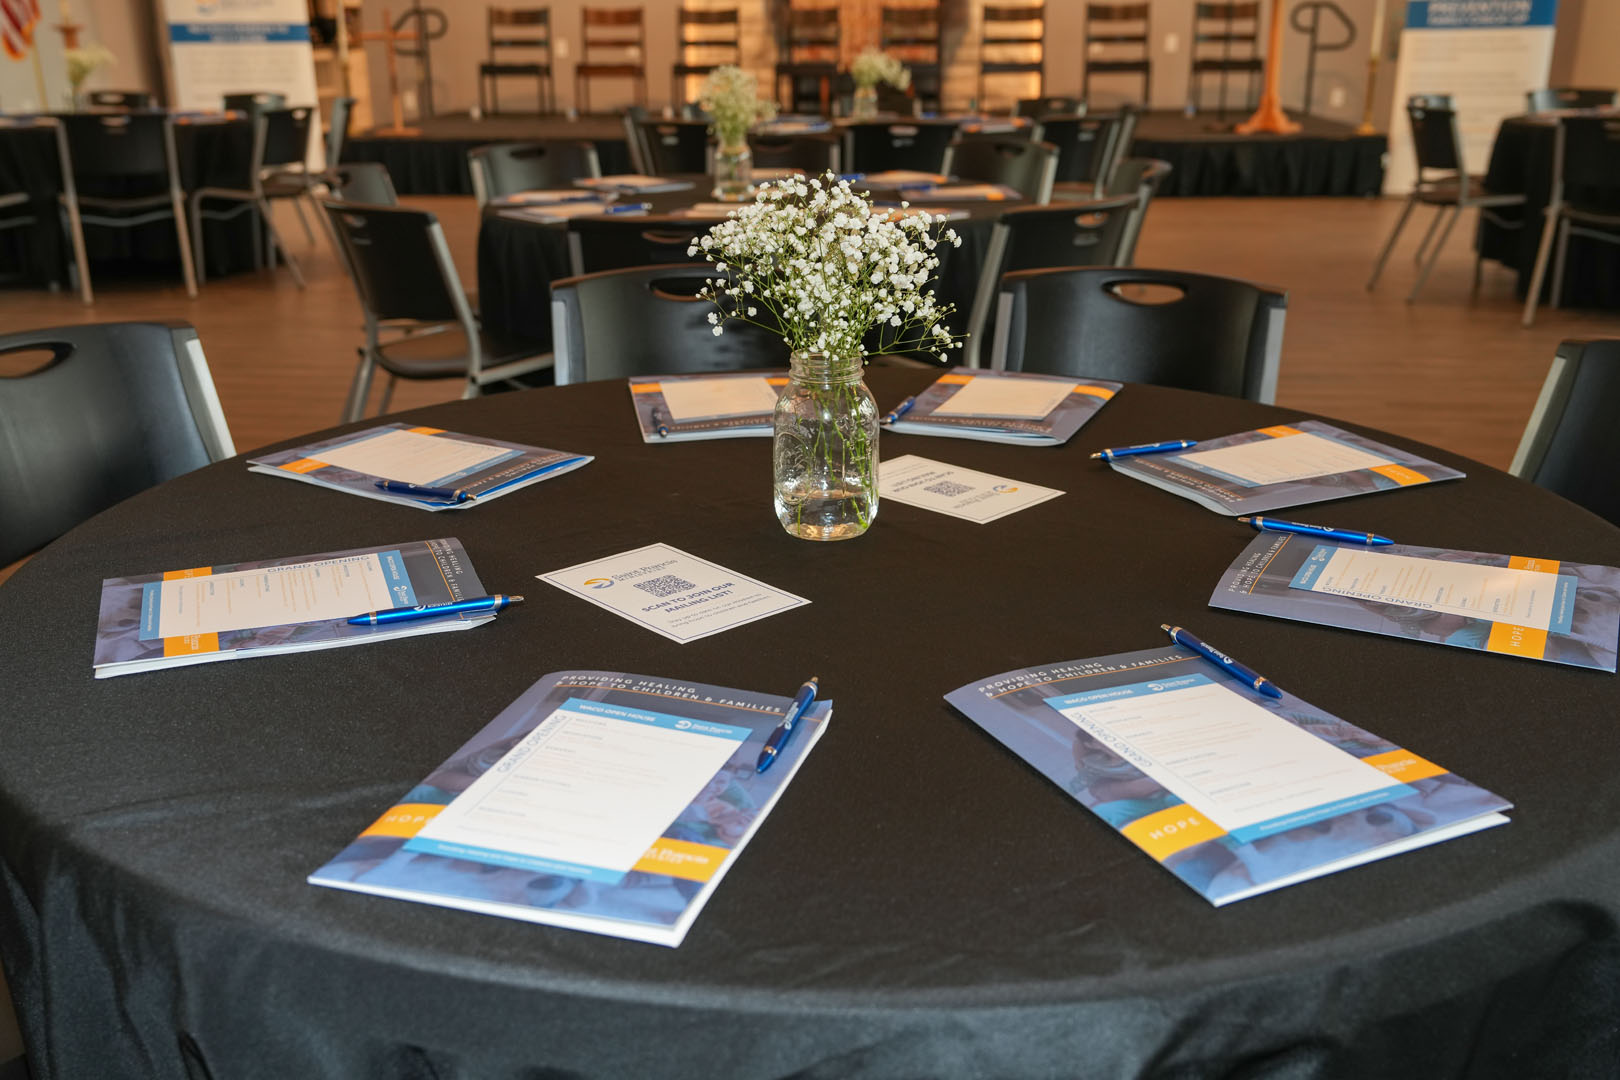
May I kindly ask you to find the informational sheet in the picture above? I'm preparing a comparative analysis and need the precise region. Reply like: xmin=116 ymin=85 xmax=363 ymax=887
xmin=1047 ymin=674 xmax=1412 ymax=845
xmin=658 ymin=376 xmax=782 ymax=422
xmin=162 ymin=0 xmax=319 ymax=116
xmin=1289 ymin=545 xmax=1578 ymax=632
xmin=403 ymin=697 xmax=749 ymax=883
xmin=1175 ymin=432 xmax=1395 ymax=487
xmin=540 ymin=543 xmax=809 ymax=643
xmin=139 ymin=551 xmax=413 ymax=640
xmin=930 ymin=375 xmax=1073 ymax=420
xmin=879 ymin=455 xmax=1063 ymax=523
xmin=304 ymin=429 xmax=516 ymax=486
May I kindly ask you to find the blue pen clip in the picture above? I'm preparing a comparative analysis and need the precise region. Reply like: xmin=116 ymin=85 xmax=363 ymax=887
xmin=880 ymin=396 xmax=917 ymax=426
xmin=604 ymin=201 xmax=652 ymax=215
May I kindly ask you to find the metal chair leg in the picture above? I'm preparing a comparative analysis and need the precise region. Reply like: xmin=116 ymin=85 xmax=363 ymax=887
xmin=259 ymin=197 xmax=306 ymax=288
xmin=288 ymin=195 xmax=315 ymax=247
xmin=1407 ymin=205 xmax=1459 ymax=302
xmin=1414 ymin=204 xmax=1445 ymax=265
xmin=1367 ymin=192 xmax=1419 ymax=290
xmin=61 ymin=199 xmax=93 ymax=304
xmin=1550 ymin=216 xmax=1573 ymax=311
xmin=377 ymin=374 xmax=396 ymax=414
xmin=174 ymin=189 xmax=199 ymax=298
xmin=1521 ymin=205 xmax=1560 ymax=327
xmin=188 ymin=193 xmax=208 ymax=287
xmin=343 ymin=347 xmax=376 ymax=422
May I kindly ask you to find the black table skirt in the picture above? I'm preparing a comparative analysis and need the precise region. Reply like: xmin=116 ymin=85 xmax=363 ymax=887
xmin=1131 ymin=130 xmax=1387 ymax=198
xmin=342 ymin=135 xmax=635 ymax=197
xmin=3 ymin=374 xmax=1620 ymax=1079
xmin=1480 ymin=117 xmax=1620 ymax=310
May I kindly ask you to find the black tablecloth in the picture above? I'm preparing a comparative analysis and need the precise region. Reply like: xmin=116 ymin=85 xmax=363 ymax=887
xmin=477 ymin=188 xmax=1006 ymax=352
xmin=1127 ymin=111 xmax=1387 ymax=198
xmin=342 ymin=134 xmax=635 ymax=197
xmin=0 ymin=117 xmax=263 ymax=289
xmin=3 ymin=373 xmax=1620 ymax=1079
xmin=1480 ymin=116 xmax=1620 ymax=310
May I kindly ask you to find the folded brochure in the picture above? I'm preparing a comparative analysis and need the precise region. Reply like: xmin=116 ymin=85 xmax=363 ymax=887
xmin=884 ymin=368 xmax=1121 ymax=446
xmin=629 ymin=372 xmax=787 ymax=441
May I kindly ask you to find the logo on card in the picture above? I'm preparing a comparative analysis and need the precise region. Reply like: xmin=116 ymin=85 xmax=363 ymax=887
xmin=584 ymin=578 xmax=614 ymax=589
xmin=992 ymin=484 xmax=1019 ymax=493
xmin=675 ymin=719 xmax=692 ymax=729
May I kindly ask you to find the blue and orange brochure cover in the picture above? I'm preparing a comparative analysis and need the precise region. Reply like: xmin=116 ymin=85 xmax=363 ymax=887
xmin=627 ymin=372 xmax=789 ymax=442
xmin=886 ymin=368 xmax=1123 ymax=445
xmin=1106 ymin=420 xmax=1464 ymax=515
xmin=308 ymin=671 xmax=831 ymax=946
xmin=946 ymin=647 xmax=1510 ymax=906
xmin=1210 ymin=533 xmax=1620 ymax=672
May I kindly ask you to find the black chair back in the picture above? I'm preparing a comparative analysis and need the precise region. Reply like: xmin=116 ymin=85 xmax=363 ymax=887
xmin=673 ymin=6 xmax=741 ymax=89
xmin=567 ymin=215 xmax=710 ymax=274
xmin=1559 ymin=116 xmax=1620 ymax=210
xmin=59 ymin=113 xmax=171 ymax=179
xmin=550 ymin=263 xmax=788 ymax=383
xmin=261 ymin=107 xmax=313 ymax=170
xmin=1407 ymin=98 xmax=1462 ymax=173
xmin=224 ymin=91 xmax=287 ymax=113
xmin=86 ymin=90 xmax=153 ymax=110
xmin=749 ymin=133 xmax=839 ymax=173
xmin=993 ymin=266 xmax=1286 ymax=402
xmin=636 ymin=120 xmax=709 ymax=174
xmin=1017 ymin=96 xmax=1083 ymax=118
xmin=327 ymin=96 xmax=356 ymax=164
xmin=469 ymin=140 xmax=600 ymax=205
xmin=490 ymin=5 xmax=551 ymax=58
xmin=1527 ymin=87 xmax=1618 ymax=113
xmin=844 ymin=121 xmax=958 ymax=174
xmin=949 ymin=138 xmax=1058 ymax=201
xmin=1511 ymin=339 xmax=1620 ymax=527
xmin=322 ymin=203 xmax=461 ymax=323
xmin=1104 ymin=157 xmax=1173 ymax=263
xmin=328 ymin=163 xmax=399 ymax=206
xmin=0 ymin=321 xmax=234 ymax=565
xmin=1041 ymin=111 xmax=1132 ymax=189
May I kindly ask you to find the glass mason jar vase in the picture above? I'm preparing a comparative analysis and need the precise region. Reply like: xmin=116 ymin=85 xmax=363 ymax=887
xmin=772 ymin=351 xmax=879 ymax=541
xmin=851 ymin=85 xmax=879 ymax=119
xmin=712 ymin=142 xmax=754 ymax=202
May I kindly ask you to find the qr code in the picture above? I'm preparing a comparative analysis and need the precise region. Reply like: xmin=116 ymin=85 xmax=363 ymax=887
xmin=633 ymin=574 xmax=697 ymax=598
xmin=923 ymin=480 xmax=973 ymax=497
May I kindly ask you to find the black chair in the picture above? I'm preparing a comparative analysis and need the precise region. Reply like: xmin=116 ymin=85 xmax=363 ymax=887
xmin=1366 ymin=96 xmax=1527 ymax=303
xmin=844 ymin=120 xmax=959 ymax=174
xmin=672 ymin=7 xmax=741 ymax=107
xmin=1043 ymin=108 xmax=1136 ymax=195
xmin=565 ymin=214 xmax=710 ymax=275
xmin=749 ymin=132 xmax=841 ymax=173
xmin=961 ymin=196 xmax=1139 ymax=367
xmin=992 ymin=266 xmax=1287 ymax=403
xmin=948 ymin=138 xmax=1058 ymax=202
xmin=322 ymin=202 xmax=552 ymax=420
xmin=480 ymin=7 xmax=555 ymax=115
xmin=0 ymin=321 xmax=235 ymax=566
xmin=223 ymin=92 xmax=287 ymax=113
xmin=1103 ymin=157 xmax=1172 ymax=265
xmin=979 ymin=4 xmax=1046 ymax=105
xmin=1521 ymin=116 xmax=1620 ymax=327
xmin=1189 ymin=2 xmax=1263 ymax=118
xmin=325 ymin=163 xmax=398 ymax=206
xmin=1526 ymin=88 xmax=1618 ymax=113
xmin=550 ymin=263 xmax=789 ymax=383
xmin=468 ymin=140 xmax=601 ymax=208
xmin=325 ymin=96 xmax=356 ymax=168
xmin=1016 ymin=96 xmax=1083 ymax=119
xmin=635 ymin=119 xmax=710 ymax=174
xmin=1 ymin=118 xmax=92 ymax=303
xmin=85 ymin=90 xmax=153 ymax=110
xmin=775 ymin=5 xmax=841 ymax=115
xmin=1083 ymin=3 xmax=1151 ymax=105
xmin=1510 ymin=339 xmax=1620 ymax=527
xmin=881 ymin=3 xmax=942 ymax=113
xmin=576 ymin=6 xmax=647 ymax=113
xmin=59 ymin=113 xmax=197 ymax=298
xmin=189 ymin=106 xmax=315 ymax=288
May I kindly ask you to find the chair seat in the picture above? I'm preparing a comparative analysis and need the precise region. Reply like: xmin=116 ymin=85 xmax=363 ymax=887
xmin=577 ymin=63 xmax=644 ymax=77
xmin=1191 ymin=58 xmax=1264 ymax=72
xmin=1089 ymin=60 xmax=1152 ymax=72
xmin=1415 ymin=176 xmax=1525 ymax=207
xmin=262 ymin=176 xmax=311 ymax=199
xmin=982 ymin=62 xmax=1045 ymax=74
xmin=482 ymin=62 xmax=551 ymax=76
xmin=376 ymin=325 xmax=546 ymax=381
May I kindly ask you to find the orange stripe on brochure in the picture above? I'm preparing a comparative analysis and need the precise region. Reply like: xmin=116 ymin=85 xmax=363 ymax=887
xmin=1119 ymin=805 xmax=1227 ymax=861
xmin=766 ymin=377 xmax=790 ymax=386
xmin=162 ymin=566 xmax=213 ymax=580
xmin=162 ymin=632 xmax=219 ymax=657
xmin=632 ymin=837 xmax=729 ymax=882
xmin=1509 ymin=555 xmax=1561 ymax=574
xmin=1071 ymin=385 xmax=1115 ymax=400
xmin=1257 ymin=424 xmax=1303 ymax=438
xmin=279 ymin=457 xmax=329 ymax=474
xmin=630 ymin=383 xmax=663 ymax=394
xmin=938 ymin=373 xmax=974 ymax=384
xmin=1362 ymin=748 xmax=1449 ymax=783
xmin=1368 ymin=463 xmax=1429 ymax=487
xmin=407 ymin=426 xmax=445 ymax=435
xmin=1486 ymin=622 xmax=1548 ymax=659
xmin=360 ymin=803 xmax=446 ymax=839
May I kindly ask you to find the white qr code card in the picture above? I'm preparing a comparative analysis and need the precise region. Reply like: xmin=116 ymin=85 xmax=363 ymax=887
xmin=879 ymin=455 xmax=1063 ymax=524
xmin=539 ymin=542 xmax=810 ymax=643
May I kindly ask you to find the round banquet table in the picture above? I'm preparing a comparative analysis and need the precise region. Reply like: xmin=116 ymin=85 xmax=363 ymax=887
xmin=3 ymin=372 xmax=1620 ymax=1080
xmin=476 ymin=182 xmax=1019 ymax=349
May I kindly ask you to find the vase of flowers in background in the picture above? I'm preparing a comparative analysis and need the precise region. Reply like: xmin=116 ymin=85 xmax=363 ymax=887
xmin=850 ymin=48 xmax=909 ymax=119
xmin=691 ymin=175 xmax=963 ymax=540
xmin=64 ymin=43 xmax=114 ymax=111
xmin=700 ymin=65 xmax=775 ymax=202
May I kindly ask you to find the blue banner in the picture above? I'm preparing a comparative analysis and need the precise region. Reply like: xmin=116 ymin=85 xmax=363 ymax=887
xmin=168 ymin=22 xmax=310 ymax=43
xmin=1406 ymin=0 xmax=1558 ymax=29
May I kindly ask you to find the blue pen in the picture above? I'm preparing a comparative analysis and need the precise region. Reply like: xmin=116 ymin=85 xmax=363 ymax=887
xmin=650 ymin=405 xmax=670 ymax=438
xmin=1238 ymin=516 xmax=1394 ymax=547
xmin=756 ymin=676 xmax=819 ymax=773
xmin=1090 ymin=439 xmax=1197 ymax=461
xmin=880 ymin=395 xmax=917 ymax=426
xmin=374 ymin=479 xmax=473 ymax=503
xmin=604 ymin=201 xmax=652 ymax=214
xmin=1161 ymin=624 xmax=1283 ymax=699
xmin=348 ymin=594 xmax=523 ymax=626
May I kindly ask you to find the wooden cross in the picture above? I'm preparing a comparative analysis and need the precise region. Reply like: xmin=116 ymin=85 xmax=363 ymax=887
xmin=352 ymin=7 xmax=420 ymax=135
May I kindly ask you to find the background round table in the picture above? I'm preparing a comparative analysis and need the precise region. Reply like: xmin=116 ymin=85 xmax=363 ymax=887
xmin=3 ymin=372 xmax=1619 ymax=1079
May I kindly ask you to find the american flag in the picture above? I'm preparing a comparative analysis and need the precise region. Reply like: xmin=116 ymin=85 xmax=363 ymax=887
xmin=1 ymin=0 xmax=42 ymax=61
